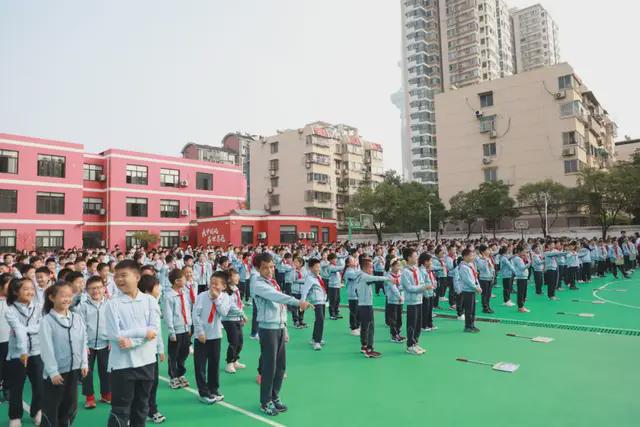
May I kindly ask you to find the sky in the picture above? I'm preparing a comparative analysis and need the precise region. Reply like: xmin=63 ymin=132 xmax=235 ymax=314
xmin=1 ymin=0 xmax=638 ymax=173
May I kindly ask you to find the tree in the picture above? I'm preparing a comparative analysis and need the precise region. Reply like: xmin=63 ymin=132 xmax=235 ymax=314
xmin=476 ymin=181 xmax=518 ymax=238
xmin=395 ymin=182 xmax=446 ymax=240
xmin=516 ymin=180 xmax=569 ymax=236
xmin=344 ymin=181 xmax=400 ymax=243
xmin=132 ymin=231 xmax=159 ymax=248
xmin=448 ymin=190 xmax=481 ymax=238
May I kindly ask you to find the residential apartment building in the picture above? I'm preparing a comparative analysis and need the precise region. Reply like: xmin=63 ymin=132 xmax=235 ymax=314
xmin=249 ymin=122 xmax=385 ymax=225
xmin=222 ymin=132 xmax=257 ymax=207
xmin=398 ymin=0 xmax=560 ymax=186
xmin=615 ymin=139 xmax=640 ymax=163
xmin=436 ymin=63 xmax=617 ymax=226
xmin=0 ymin=133 xmax=246 ymax=251
xmin=512 ymin=4 xmax=560 ymax=73
xmin=181 ymin=142 xmax=238 ymax=165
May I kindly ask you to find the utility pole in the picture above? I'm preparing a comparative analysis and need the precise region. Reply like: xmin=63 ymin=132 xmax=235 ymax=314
xmin=544 ymin=193 xmax=549 ymax=237
xmin=427 ymin=202 xmax=432 ymax=241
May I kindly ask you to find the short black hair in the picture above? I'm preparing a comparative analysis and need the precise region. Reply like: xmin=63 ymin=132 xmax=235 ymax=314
xmin=116 ymin=259 xmax=141 ymax=273
xmin=138 ymin=274 xmax=159 ymax=294
xmin=169 ymin=268 xmax=184 ymax=285
xmin=402 ymin=247 xmax=416 ymax=261
xmin=307 ymin=258 xmax=321 ymax=268
xmin=418 ymin=252 xmax=432 ymax=266
xmin=252 ymin=252 xmax=273 ymax=269
xmin=65 ymin=271 xmax=84 ymax=284
xmin=86 ymin=276 xmax=103 ymax=288
xmin=35 ymin=266 xmax=50 ymax=275
xmin=461 ymin=248 xmax=473 ymax=258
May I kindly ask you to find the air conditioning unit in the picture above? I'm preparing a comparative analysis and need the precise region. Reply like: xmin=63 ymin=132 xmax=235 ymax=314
xmin=100 ymin=240 xmax=106 ymax=246
xmin=180 ymin=209 xmax=190 ymax=216
xmin=181 ymin=235 xmax=189 ymax=242
xmin=336 ymin=203 xmax=344 ymax=209
xmin=555 ymin=91 xmax=567 ymax=100
xmin=269 ymin=169 xmax=277 ymax=177
xmin=180 ymin=180 xmax=189 ymax=187
xmin=99 ymin=208 xmax=106 ymax=215
xmin=98 ymin=174 xmax=106 ymax=182
xmin=267 ymin=188 xmax=274 ymax=194
xmin=257 ymin=232 xmax=267 ymax=240
xmin=475 ymin=110 xmax=484 ymax=119
xmin=308 ymin=232 xmax=316 ymax=239
xmin=562 ymin=147 xmax=576 ymax=157
xmin=489 ymin=130 xmax=498 ymax=139
xmin=298 ymin=232 xmax=307 ymax=239
xmin=305 ymin=161 xmax=312 ymax=169
xmin=482 ymin=157 xmax=493 ymax=165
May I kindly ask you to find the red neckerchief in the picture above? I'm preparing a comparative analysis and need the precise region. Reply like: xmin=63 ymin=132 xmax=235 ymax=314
xmin=615 ymin=246 xmax=620 ymax=257
xmin=411 ymin=267 xmax=419 ymax=285
xmin=440 ymin=258 xmax=448 ymax=275
xmin=390 ymin=272 xmax=400 ymax=285
xmin=188 ymin=282 xmax=195 ymax=304
xmin=520 ymin=255 xmax=529 ymax=264
xmin=207 ymin=297 xmax=216 ymax=324
xmin=296 ymin=270 xmax=302 ymax=280
xmin=428 ymin=269 xmax=436 ymax=287
xmin=234 ymin=287 xmax=243 ymax=310
xmin=177 ymin=289 xmax=188 ymax=325
xmin=317 ymin=275 xmax=327 ymax=294
xmin=468 ymin=262 xmax=479 ymax=280
xmin=269 ymin=278 xmax=281 ymax=291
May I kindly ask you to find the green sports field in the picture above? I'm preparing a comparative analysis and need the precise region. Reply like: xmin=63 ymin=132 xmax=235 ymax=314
xmin=7 ymin=272 xmax=640 ymax=427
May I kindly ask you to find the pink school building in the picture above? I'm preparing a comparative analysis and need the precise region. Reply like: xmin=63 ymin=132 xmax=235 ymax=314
xmin=0 ymin=133 xmax=246 ymax=251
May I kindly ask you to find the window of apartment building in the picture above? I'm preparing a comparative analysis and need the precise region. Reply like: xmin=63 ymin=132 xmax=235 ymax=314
xmin=305 ymin=191 xmax=332 ymax=203
xmin=0 ymin=230 xmax=16 ymax=252
xmin=479 ymin=91 xmax=494 ymax=108
xmin=310 ymin=226 xmax=319 ymax=242
xmin=322 ymin=227 xmax=330 ymax=243
xmin=345 ymin=144 xmax=363 ymax=155
xmin=306 ymin=153 xmax=331 ymax=166
xmin=83 ymin=197 xmax=103 ymax=215
xmin=126 ymin=197 xmax=148 ymax=217
xmin=0 ymin=150 xmax=18 ymax=174
xmin=280 ymin=225 xmax=297 ymax=244
xmin=36 ymin=192 xmax=65 ymax=214
xmin=36 ymin=230 xmax=64 ymax=251
xmin=269 ymin=194 xmax=280 ymax=206
xmin=160 ymin=199 xmax=180 ymax=218
xmin=82 ymin=231 xmax=103 ymax=249
xmin=0 ymin=190 xmax=17 ymax=213
xmin=126 ymin=165 xmax=148 ymax=185
xmin=83 ymin=164 xmax=103 ymax=181
xmin=160 ymin=168 xmax=180 ymax=187
xmin=558 ymin=74 xmax=574 ymax=90
xmin=269 ymin=159 xmax=279 ymax=171
xmin=564 ymin=159 xmax=582 ymax=174
xmin=307 ymin=173 xmax=329 ymax=184
xmin=270 ymin=142 xmax=279 ymax=154
xmin=483 ymin=167 xmax=497 ymax=182
xmin=125 ymin=231 xmax=148 ymax=249
xmin=270 ymin=178 xmax=279 ymax=188
xmin=305 ymin=208 xmax=333 ymax=219
xmin=37 ymin=154 xmax=65 ymax=178
xmin=241 ymin=226 xmax=253 ymax=245
xmin=196 ymin=201 xmax=213 ymax=218
xmin=562 ymin=131 xmax=583 ymax=146
xmin=160 ymin=231 xmax=180 ymax=248
xmin=196 ymin=172 xmax=213 ymax=190
xmin=483 ymin=143 xmax=497 ymax=157
xmin=479 ymin=115 xmax=496 ymax=133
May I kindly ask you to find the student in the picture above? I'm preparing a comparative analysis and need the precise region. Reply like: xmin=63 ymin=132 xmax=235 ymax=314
xmin=192 ymin=271 xmax=234 ymax=404
xmin=222 ymin=269 xmax=248 ymax=373
xmin=498 ymin=247 xmax=515 ymax=306
xmin=288 ymin=256 xmax=306 ymax=329
xmin=458 ymin=249 xmax=482 ymax=333
xmin=512 ymin=246 xmax=531 ymax=313
xmin=400 ymin=248 xmax=428 ymax=355
xmin=5 ymin=277 xmax=44 ymax=427
xmin=77 ymin=276 xmax=111 ymax=409
xmin=39 ymin=283 xmax=89 ymax=427
xmin=578 ymin=242 xmax=593 ymax=283
xmin=163 ymin=269 xmax=192 ymax=389
xmin=193 ymin=254 xmax=213 ymax=294
xmin=419 ymin=253 xmax=437 ymax=332
xmin=343 ymin=257 xmax=361 ymax=336
xmin=182 ymin=265 xmax=197 ymax=307
xmin=372 ymin=248 xmax=386 ymax=296
xmin=431 ymin=248 xmax=448 ymax=309
xmin=543 ymin=243 xmax=565 ymax=300
xmin=97 ymin=263 xmax=117 ymax=299
xmin=385 ymin=260 xmax=405 ymax=343
xmin=475 ymin=245 xmax=495 ymax=314
xmin=565 ymin=242 xmax=580 ymax=290
xmin=65 ymin=271 xmax=86 ymax=311
xmin=326 ymin=253 xmax=344 ymax=320
xmin=238 ymin=253 xmax=253 ymax=305
xmin=609 ymin=240 xmax=629 ymax=279
xmin=252 ymin=253 xmax=311 ymax=416
xmin=531 ymin=244 xmax=545 ymax=295
xmin=0 ymin=273 xmax=12 ymax=403
xmin=105 ymin=260 xmax=160 ymax=427
xmin=34 ymin=266 xmax=53 ymax=306
xmin=301 ymin=259 xmax=327 ymax=351
xmin=138 ymin=275 xmax=166 ymax=424
xmin=445 ymin=246 xmax=458 ymax=308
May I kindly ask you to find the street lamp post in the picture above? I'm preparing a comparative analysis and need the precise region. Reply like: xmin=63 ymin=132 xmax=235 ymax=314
xmin=543 ymin=193 xmax=549 ymax=237
xmin=427 ymin=202 xmax=432 ymax=241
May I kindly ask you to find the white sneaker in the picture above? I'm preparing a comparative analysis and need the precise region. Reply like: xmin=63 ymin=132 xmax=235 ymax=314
xmin=189 ymin=345 xmax=194 ymax=354
xmin=439 ymin=297 xmax=447 ymax=302
xmin=9 ymin=419 xmax=22 ymax=427
xmin=33 ymin=410 xmax=42 ymax=426
xmin=406 ymin=345 xmax=421 ymax=355
xmin=234 ymin=361 xmax=246 ymax=369
xmin=313 ymin=342 xmax=322 ymax=351
xmin=416 ymin=345 xmax=427 ymax=354
xmin=169 ymin=378 xmax=181 ymax=389
xmin=350 ymin=328 xmax=361 ymax=336
xmin=421 ymin=327 xmax=432 ymax=332
xmin=225 ymin=363 xmax=237 ymax=374
xmin=458 ymin=314 xmax=465 ymax=321
xmin=430 ymin=326 xmax=438 ymax=331
xmin=503 ymin=301 xmax=515 ymax=307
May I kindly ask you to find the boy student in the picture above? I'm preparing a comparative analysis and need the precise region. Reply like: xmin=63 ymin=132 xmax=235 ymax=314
xmin=400 ymin=248 xmax=429 ymax=355
xmin=221 ymin=269 xmax=247 ymax=374
xmin=326 ymin=253 xmax=344 ymax=320
xmin=512 ymin=246 xmax=531 ymax=313
xmin=343 ymin=257 xmax=361 ymax=336
xmin=431 ymin=247 xmax=448 ymax=309
xmin=531 ymin=244 xmax=545 ymax=295
xmin=498 ymin=247 xmax=515 ymax=306
xmin=238 ymin=253 xmax=253 ymax=305
xmin=372 ymin=248 xmax=386 ymax=296
xmin=458 ymin=248 xmax=482 ymax=333
xmin=65 ymin=271 xmax=86 ymax=311
xmin=105 ymin=260 xmax=160 ymax=427
xmin=78 ymin=276 xmax=111 ymax=409
xmin=543 ymin=243 xmax=566 ymax=300
xmin=163 ymin=269 xmax=192 ymax=389
xmin=301 ymin=259 xmax=328 ymax=351
xmin=252 ymin=252 xmax=311 ymax=416
xmin=385 ymin=260 xmax=405 ymax=343
xmin=418 ymin=253 xmax=437 ymax=332
xmin=289 ymin=256 xmax=307 ymax=329
xmin=194 ymin=253 xmax=213 ymax=294
xmin=34 ymin=266 xmax=53 ymax=305
xmin=98 ymin=262 xmax=117 ymax=299
xmin=182 ymin=265 xmax=197 ymax=306
xmin=475 ymin=245 xmax=495 ymax=314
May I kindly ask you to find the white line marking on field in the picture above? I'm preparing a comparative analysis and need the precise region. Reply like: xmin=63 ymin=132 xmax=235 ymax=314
xmin=158 ymin=375 xmax=286 ymax=427
xmin=592 ymin=281 xmax=640 ymax=310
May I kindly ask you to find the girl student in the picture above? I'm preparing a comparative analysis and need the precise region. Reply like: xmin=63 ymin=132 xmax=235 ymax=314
xmin=498 ymin=246 xmax=516 ymax=306
xmin=531 ymin=243 xmax=545 ymax=295
xmin=385 ymin=259 xmax=405 ymax=343
xmin=39 ymin=282 xmax=89 ymax=427
xmin=288 ymin=255 xmax=307 ymax=329
xmin=418 ymin=252 xmax=437 ymax=332
xmin=222 ymin=269 xmax=248 ymax=373
xmin=343 ymin=256 xmax=361 ymax=336
xmin=162 ymin=268 xmax=192 ymax=390
xmin=400 ymin=248 xmax=429 ymax=356
xmin=301 ymin=259 xmax=328 ymax=351
xmin=0 ymin=273 xmax=12 ymax=403
xmin=138 ymin=274 xmax=167 ymax=424
xmin=565 ymin=242 xmax=580 ymax=290
xmin=77 ymin=276 xmax=110 ymax=410
xmin=475 ymin=244 xmax=495 ymax=314
xmin=5 ymin=277 xmax=44 ymax=427
xmin=511 ymin=245 xmax=531 ymax=313
xmin=238 ymin=252 xmax=253 ymax=305
xmin=326 ymin=253 xmax=344 ymax=321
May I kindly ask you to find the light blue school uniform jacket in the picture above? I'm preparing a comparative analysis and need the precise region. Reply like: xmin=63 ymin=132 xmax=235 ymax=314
xmin=343 ymin=268 xmax=360 ymax=301
xmin=609 ymin=245 xmax=623 ymax=261
xmin=566 ymin=252 xmax=580 ymax=267
xmin=458 ymin=262 xmax=481 ymax=292
xmin=253 ymin=275 xmax=300 ymax=330
xmin=193 ymin=262 xmax=213 ymax=286
xmin=193 ymin=291 xmax=235 ymax=340
xmin=384 ymin=272 xmax=403 ymax=304
xmin=5 ymin=301 xmax=42 ymax=359
xmin=431 ymin=257 xmax=448 ymax=279
xmin=373 ymin=256 xmax=386 ymax=274
xmin=499 ymin=256 xmax=516 ymax=278
xmin=162 ymin=288 xmax=193 ymax=338
xmin=511 ymin=256 xmax=529 ymax=280
xmin=77 ymin=297 xmax=109 ymax=350
xmin=105 ymin=291 xmax=160 ymax=371
xmin=419 ymin=266 xmax=436 ymax=298
xmin=281 ymin=263 xmax=294 ymax=285
xmin=543 ymin=250 xmax=566 ymax=271
xmin=291 ymin=269 xmax=306 ymax=294
xmin=400 ymin=266 xmax=428 ymax=305
xmin=221 ymin=286 xmax=246 ymax=322
xmin=238 ymin=261 xmax=252 ymax=283
xmin=474 ymin=257 xmax=494 ymax=281
xmin=445 ymin=255 xmax=456 ymax=278
xmin=301 ymin=274 xmax=327 ymax=305
xmin=320 ymin=260 xmax=331 ymax=280
xmin=326 ymin=262 xmax=344 ymax=288
xmin=531 ymin=253 xmax=544 ymax=272
xmin=355 ymin=271 xmax=388 ymax=306
xmin=39 ymin=310 xmax=89 ymax=379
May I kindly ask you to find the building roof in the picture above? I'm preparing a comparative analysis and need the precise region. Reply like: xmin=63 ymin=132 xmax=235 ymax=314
xmin=615 ymin=138 xmax=640 ymax=146
xmin=180 ymin=142 xmax=237 ymax=156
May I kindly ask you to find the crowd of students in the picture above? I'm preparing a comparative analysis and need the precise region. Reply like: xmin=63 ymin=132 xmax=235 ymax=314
xmin=0 ymin=232 xmax=638 ymax=425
